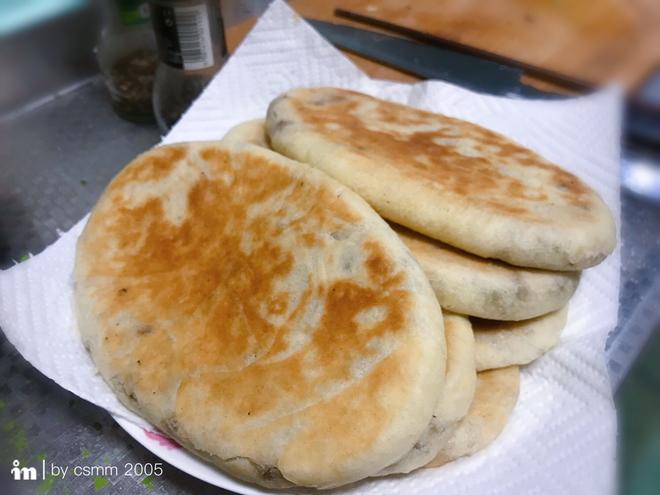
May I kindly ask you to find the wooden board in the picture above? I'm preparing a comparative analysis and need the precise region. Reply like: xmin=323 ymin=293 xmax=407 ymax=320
xmin=226 ymin=0 xmax=660 ymax=91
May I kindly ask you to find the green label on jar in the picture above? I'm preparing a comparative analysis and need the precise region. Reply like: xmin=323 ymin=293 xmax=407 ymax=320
xmin=118 ymin=0 xmax=151 ymax=25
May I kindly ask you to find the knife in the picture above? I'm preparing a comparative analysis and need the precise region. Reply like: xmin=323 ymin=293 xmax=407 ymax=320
xmin=306 ymin=19 xmax=660 ymax=146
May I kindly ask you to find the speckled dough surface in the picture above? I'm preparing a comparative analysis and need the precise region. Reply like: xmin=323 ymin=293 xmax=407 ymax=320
xmin=222 ymin=119 xmax=581 ymax=321
xmin=74 ymin=142 xmax=446 ymax=489
xmin=473 ymin=306 xmax=569 ymax=371
xmin=395 ymin=224 xmax=580 ymax=320
xmin=426 ymin=366 xmax=520 ymax=468
xmin=266 ymin=88 xmax=616 ymax=271
xmin=379 ymin=312 xmax=476 ymax=475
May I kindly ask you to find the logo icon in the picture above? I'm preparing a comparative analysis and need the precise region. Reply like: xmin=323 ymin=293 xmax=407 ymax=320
xmin=11 ymin=460 xmax=37 ymax=481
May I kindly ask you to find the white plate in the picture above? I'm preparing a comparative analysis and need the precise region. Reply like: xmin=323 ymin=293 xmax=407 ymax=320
xmin=114 ymin=415 xmax=271 ymax=495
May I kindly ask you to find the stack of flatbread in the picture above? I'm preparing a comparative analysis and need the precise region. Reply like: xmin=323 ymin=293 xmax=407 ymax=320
xmin=74 ymin=88 xmax=615 ymax=489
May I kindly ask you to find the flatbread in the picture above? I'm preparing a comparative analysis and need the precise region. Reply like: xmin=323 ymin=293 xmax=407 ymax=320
xmin=473 ymin=306 xmax=568 ymax=371
xmin=222 ymin=119 xmax=580 ymax=321
xmin=266 ymin=88 xmax=616 ymax=271
xmin=426 ymin=366 xmax=520 ymax=468
xmin=395 ymin=224 xmax=580 ymax=320
xmin=74 ymin=142 xmax=446 ymax=488
xmin=380 ymin=312 xmax=476 ymax=475
xmin=222 ymin=119 xmax=269 ymax=147
xmin=432 ymin=313 xmax=477 ymax=425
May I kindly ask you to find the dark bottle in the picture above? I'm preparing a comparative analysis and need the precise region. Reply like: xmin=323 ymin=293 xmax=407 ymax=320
xmin=149 ymin=0 xmax=228 ymax=132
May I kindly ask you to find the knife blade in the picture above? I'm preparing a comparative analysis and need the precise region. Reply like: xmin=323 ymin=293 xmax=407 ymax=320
xmin=306 ymin=19 xmax=660 ymax=146
xmin=307 ymin=19 xmax=558 ymax=99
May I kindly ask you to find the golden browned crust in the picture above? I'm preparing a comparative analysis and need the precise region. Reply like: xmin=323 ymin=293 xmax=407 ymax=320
xmin=74 ymin=142 xmax=445 ymax=488
xmin=221 ymin=118 xmax=580 ymax=320
xmin=267 ymin=88 xmax=616 ymax=270
xmin=288 ymin=90 xmax=593 ymax=220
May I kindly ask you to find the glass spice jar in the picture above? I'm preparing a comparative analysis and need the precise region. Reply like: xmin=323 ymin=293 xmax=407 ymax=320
xmin=97 ymin=0 xmax=159 ymax=123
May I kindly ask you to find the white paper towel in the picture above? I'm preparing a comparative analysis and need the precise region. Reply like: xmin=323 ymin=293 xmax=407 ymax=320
xmin=0 ymin=1 xmax=620 ymax=493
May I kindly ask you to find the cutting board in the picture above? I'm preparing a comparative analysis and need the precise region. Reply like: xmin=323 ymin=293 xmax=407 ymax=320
xmin=225 ymin=0 xmax=660 ymax=91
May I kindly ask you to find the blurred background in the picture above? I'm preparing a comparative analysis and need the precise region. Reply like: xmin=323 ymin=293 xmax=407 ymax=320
xmin=0 ymin=1 xmax=659 ymax=494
